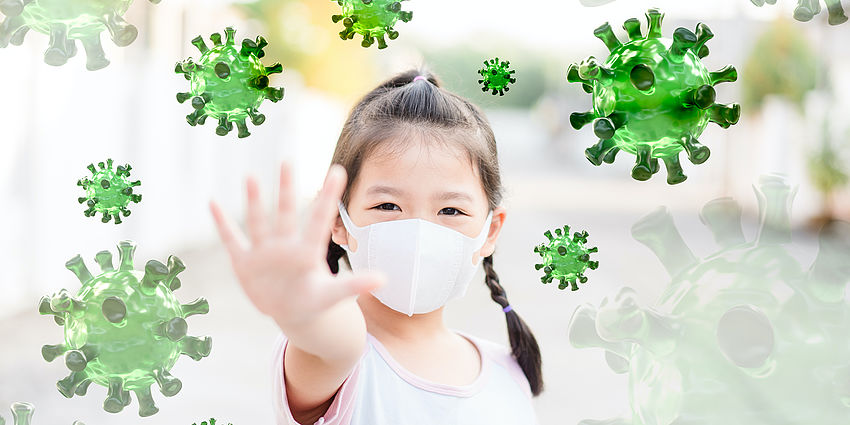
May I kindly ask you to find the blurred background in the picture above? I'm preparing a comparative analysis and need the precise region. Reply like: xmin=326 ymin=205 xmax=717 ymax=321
xmin=0 ymin=0 xmax=849 ymax=423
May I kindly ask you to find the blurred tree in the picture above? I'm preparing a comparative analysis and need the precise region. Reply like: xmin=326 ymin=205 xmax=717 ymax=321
xmin=238 ymin=0 xmax=380 ymax=101
xmin=741 ymin=18 xmax=819 ymax=112
xmin=807 ymin=119 xmax=850 ymax=227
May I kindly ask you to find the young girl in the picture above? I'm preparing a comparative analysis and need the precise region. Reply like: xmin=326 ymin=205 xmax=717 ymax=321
xmin=210 ymin=69 xmax=543 ymax=424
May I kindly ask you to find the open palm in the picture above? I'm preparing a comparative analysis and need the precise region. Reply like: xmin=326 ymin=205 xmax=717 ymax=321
xmin=210 ymin=163 xmax=384 ymax=327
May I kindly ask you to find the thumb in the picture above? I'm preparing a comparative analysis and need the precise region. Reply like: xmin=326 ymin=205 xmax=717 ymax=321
xmin=315 ymin=271 xmax=386 ymax=310
xmin=342 ymin=271 xmax=387 ymax=295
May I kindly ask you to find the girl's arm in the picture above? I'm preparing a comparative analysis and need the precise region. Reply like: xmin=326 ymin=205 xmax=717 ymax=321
xmin=211 ymin=164 xmax=384 ymax=423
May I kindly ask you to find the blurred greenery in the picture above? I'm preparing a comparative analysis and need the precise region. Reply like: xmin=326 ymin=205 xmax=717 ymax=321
xmin=741 ymin=17 xmax=819 ymax=113
xmin=808 ymin=119 xmax=850 ymax=221
xmin=238 ymin=0 xmax=382 ymax=101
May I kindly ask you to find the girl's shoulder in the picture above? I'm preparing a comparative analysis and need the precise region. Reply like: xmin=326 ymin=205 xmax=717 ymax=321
xmin=452 ymin=329 xmax=533 ymax=398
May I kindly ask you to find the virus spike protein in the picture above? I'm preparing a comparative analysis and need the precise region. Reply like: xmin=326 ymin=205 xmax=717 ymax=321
xmin=39 ymin=241 xmax=211 ymax=417
xmin=568 ymin=8 xmax=741 ymax=185
xmin=176 ymin=27 xmax=284 ymax=139
xmin=77 ymin=158 xmax=141 ymax=224
xmin=478 ymin=58 xmax=517 ymax=96
xmin=0 ymin=0 xmax=161 ymax=70
xmin=750 ymin=0 xmax=848 ymax=25
xmin=331 ymin=0 xmax=413 ymax=49
xmin=534 ymin=225 xmax=599 ymax=291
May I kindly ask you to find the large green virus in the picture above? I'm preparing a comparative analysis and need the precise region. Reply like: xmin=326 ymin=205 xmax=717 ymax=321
xmin=77 ymin=158 xmax=141 ymax=224
xmin=569 ymin=175 xmax=850 ymax=424
xmin=478 ymin=58 xmax=516 ymax=96
xmin=568 ymin=9 xmax=741 ymax=185
xmin=751 ymin=0 xmax=848 ymax=25
xmin=331 ymin=0 xmax=413 ymax=49
xmin=0 ymin=0 xmax=159 ymax=70
xmin=534 ymin=225 xmax=599 ymax=291
xmin=0 ymin=402 xmax=84 ymax=425
xmin=176 ymin=27 xmax=284 ymax=139
xmin=39 ymin=241 xmax=212 ymax=416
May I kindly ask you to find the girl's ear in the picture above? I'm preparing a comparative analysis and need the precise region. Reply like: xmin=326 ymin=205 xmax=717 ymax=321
xmin=331 ymin=214 xmax=349 ymax=247
xmin=478 ymin=206 xmax=507 ymax=259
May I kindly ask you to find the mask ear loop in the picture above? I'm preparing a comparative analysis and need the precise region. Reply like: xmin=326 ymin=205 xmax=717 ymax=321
xmin=337 ymin=202 xmax=366 ymax=252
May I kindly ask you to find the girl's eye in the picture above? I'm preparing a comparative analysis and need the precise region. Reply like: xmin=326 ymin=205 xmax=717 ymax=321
xmin=374 ymin=203 xmax=400 ymax=211
xmin=440 ymin=207 xmax=465 ymax=216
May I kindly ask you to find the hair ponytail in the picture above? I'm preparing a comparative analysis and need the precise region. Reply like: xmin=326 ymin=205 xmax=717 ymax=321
xmin=483 ymin=254 xmax=544 ymax=396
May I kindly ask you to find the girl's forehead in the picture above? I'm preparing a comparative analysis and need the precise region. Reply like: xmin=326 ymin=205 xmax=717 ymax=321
xmin=353 ymin=139 xmax=485 ymax=195
xmin=363 ymin=139 xmax=477 ymax=177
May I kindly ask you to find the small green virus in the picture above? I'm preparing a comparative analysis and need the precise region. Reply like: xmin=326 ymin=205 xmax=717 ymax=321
xmin=0 ymin=0 xmax=160 ymax=70
xmin=77 ymin=158 xmax=141 ymax=224
xmin=193 ymin=419 xmax=232 ymax=425
xmin=750 ymin=0 xmax=848 ymax=25
xmin=478 ymin=58 xmax=516 ymax=96
xmin=176 ymin=27 xmax=284 ymax=139
xmin=39 ymin=241 xmax=212 ymax=416
xmin=568 ymin=9 xmax=741 ymax=185
xmin=534 ymin=225 xmax=599 ymax=291
xmin=0 ymin=402 xmax=84 ymax=425
xmin=331 ymin=0 xmax=413 ymax=49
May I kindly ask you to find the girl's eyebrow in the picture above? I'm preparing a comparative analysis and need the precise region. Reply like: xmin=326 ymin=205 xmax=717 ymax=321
xmin=435 ymin=191 xmax=473 ymax=202
xmin=366 ymin=185 xmax=404 ymax=196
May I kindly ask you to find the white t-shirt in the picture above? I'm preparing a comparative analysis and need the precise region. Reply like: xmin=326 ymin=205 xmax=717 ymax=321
xmin=273 ymin=330 xmax=539 ymax=425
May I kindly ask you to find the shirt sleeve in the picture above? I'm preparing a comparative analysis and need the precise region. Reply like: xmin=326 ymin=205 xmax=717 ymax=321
xmin=272 ymin=333 xmax=363 ymax=425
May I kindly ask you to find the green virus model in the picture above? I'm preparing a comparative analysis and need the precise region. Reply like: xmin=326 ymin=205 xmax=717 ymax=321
xmin=176 ymin=27 xmax=284 ymax=139
xmin=331 ymin=0 xmax=413 ymax=49
xmin=39 ymin=241 xmax=212 ymax=416
xmin=77 ymin=158 xmax=141 ymax=224
xmin=568 ymin=175 xmax=850 ymax=424
xmin=478 ymin=58 xmax=516 ymax=96
xmin=534 ymin=225 xmax=599 ymax=291
xmin=0 ymin=0 xmax=160 ymax=70
xmin=0 ymin=402 xmax=84 ymax=425
xmin=750 ymin=0 xmax=848 ymax=25
xmin=193 ymin=419 xmax=232 ymax=425
xmin=568 ymin=8 xmax=741 ymax=185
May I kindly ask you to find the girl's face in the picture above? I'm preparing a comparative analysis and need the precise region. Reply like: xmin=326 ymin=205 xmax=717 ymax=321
xmin=331 ymin=138 xmax=506 ymax=261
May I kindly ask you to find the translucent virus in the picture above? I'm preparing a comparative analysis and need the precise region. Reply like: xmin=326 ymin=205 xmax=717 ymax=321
xmin=568 ymin=9 xmax=741 ymax=185
xmin=0 ymin=0 xmax=160 ymax=70
xmin=750 ymin=0 xmax=848 ymax=25
xmin=568 ymin=174 xmax=850 ymax=424
xmin=176 ymin=27 xmax=284 ymax=139
xmin=39 ymin=241 xmax=212 ymax=416
xmin=331 ymin=0 xmax=413 ymax=49
xmin=534 ymin=225 xmax=599 ymax=291
xmin=478 ymin=58 xmax=516 ymax=96
xmin=77 ymin=158 xmax=141 ymax=224
xmin=0 ymin=402 xmax=84 ymax=425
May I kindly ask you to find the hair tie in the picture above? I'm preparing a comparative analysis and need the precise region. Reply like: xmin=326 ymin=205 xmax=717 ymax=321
xmin=502 ymin=305 xmax=513 ymax=313
xmin=412 ymin=75 xmax=428 ymax=83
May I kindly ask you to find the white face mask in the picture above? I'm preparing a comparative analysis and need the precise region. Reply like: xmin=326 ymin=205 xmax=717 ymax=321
xmin=337 ymin=202 xmax=493 ymax=316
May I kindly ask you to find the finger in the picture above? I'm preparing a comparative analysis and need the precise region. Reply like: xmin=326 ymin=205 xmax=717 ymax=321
xmin=316 ymin=271 xmax=386 ymax=310
xmin=245 ymin=176 xmax=268 ymax=246
xmin=274 ymin=162 xmax=296 ymax=236
xmin=209 ymin=201 xmax=248 ymax=258
xmin=303 ymin=165 xmax=347 ymax=258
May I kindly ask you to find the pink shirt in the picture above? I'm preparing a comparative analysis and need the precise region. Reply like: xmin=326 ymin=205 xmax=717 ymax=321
xmin=273 ymin=330 xmax=538 ymax=425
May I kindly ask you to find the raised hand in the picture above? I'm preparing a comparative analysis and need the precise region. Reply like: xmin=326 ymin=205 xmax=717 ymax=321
xmin=210 ymin=163 xmax=385 ymax=328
